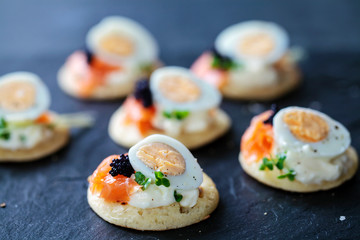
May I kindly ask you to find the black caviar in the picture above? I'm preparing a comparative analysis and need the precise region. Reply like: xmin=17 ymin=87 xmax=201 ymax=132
xmin=134 ymin=79 xmax=153 ymax=108
xmin=84 ymin=48 xmax=93 ymax=64
xmin=263 ymin=104 xmax=279 ymax=125
xmin=109 ymin=154 xmax=134 ymax=178
xmin=211 ymin=47 xmax=225 ymax=58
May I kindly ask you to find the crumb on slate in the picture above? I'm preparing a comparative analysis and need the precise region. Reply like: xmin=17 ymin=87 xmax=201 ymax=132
xmin=339 ymin=216 xmax=346 ymax=221
xmin=264 ymin=212 xmax=268 ymax=215
xmin=0 ymin=202 xmax=6 ymax=208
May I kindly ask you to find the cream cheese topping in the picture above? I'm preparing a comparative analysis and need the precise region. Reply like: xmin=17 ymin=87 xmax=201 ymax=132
xmin=274 ymin=147 xmax=351 ymax=184
xmin=152 ymin=110 xmax=213 ymax=136
xmin=129 ymin=184 xmax=199 ymax=209
xmin=0 ymin=125 xmax=53 ymax=150
xmin=104 ymin=63 xmax=141 ymax=85
xmin=228 ymin=65 xmax=278 ymax=89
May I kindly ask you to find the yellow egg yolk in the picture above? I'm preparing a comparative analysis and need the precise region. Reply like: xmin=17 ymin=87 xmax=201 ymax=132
xmin=159 ymin=75 xmax=201 ymax=103
xmin=136 ymin=142 xmax=186 ymax=176
xmin=0 ymin=81 xmax=36 ymax=112
xmin=238 ymin=32 xmax=275 ymax=57
xmin=283 ymin=110 xmax=329 ymax=143
xmin=99 ymin=33 xmax=134 ymax=56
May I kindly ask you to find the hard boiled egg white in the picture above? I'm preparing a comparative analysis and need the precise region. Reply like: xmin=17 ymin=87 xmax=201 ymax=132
xmin=215 ymin=20 xmax=289 ymax=67
xmin=0 ymin=72 xmax=50 ymax=122
xmin=86 ymin=16 xmax=159 ymax=65
xmin=150 ymin=66 xmax=221 ymax=112
xmin=128 ymin=134 xmax=203 ymax=190
xmin=273 ymin=107 xmax=351 ymax=158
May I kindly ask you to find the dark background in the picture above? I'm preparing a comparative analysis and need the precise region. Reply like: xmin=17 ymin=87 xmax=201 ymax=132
xmin=1 ymin=0 xmax=360 ymax=239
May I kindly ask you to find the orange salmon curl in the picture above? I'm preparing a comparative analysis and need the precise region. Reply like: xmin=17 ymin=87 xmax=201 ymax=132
xmin=122 ymin=96 xmax=156 ymax=135
xmin=88 ymin=155 xmax=140 ymax=203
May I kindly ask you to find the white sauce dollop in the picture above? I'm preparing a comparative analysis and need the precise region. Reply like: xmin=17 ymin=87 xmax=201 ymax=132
xmin=0 ymin=125 xmax=52 ymax=150
xmin=152 ymin=110 xmax=212 ymax=136
xmin=129 ymin=184 xmax=199 ymax=209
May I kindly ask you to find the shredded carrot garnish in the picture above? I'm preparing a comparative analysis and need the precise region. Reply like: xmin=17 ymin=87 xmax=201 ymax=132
xmin=241 ymin=111 xmax=274 ymax=163
xmin=35 ymin=112 xmax=53 ymax=124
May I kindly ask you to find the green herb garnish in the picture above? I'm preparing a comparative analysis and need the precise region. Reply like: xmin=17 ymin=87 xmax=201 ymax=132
xmin=259 ymin=153 xmax=286 ymax=171
xmin=162 ymin=110 xmax=190 ymax=120
xmin=0 ymin=117 xmax=10 ymax=140
xmin=278 ymin=169 xmax=296 ymax=181
xmin=275 ymin=153 xmax=286 ymax=170
xmin=259 ymin=157 xmax=274 ymax=170
xmin=154 ymin=171 xmax=170 ymax=187
xmin=174 ymin=111 xmax=189 ymax=120
xmin=0 ymin=131 xmax=10 ymax=140
xmin=259 ymin=152 xmax=296 ymax=181
xmin=212 ymin=55 xmax=239 ymax=71
xmin=135 ymin=172 xmax=151 ymax=190
xmin=0 ymin=118 xmax=7 ymax=129
xmin=174 ymin=190 xmax=183 ymax=202
xmin=163 ymin=111 xmax=172 ymax=119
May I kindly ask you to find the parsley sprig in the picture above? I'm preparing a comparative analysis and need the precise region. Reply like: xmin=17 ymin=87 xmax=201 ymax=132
xmin=135 ymin=172 xmax=152 ymax=190
xmin=259 ymin=152 xmax=296 ymax=181
xmin=163 ymin=110 xmax=189 ymax=120
xmin=155 ymin=171 xmax=170 ymax=187
xmin=174 ymin=190 xmax=183 ymax=202
xmin=0 ymin=117 xmax=10 ymax=140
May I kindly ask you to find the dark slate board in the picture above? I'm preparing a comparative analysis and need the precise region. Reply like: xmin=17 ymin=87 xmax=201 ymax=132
xmin=0 ymin=0 xmax=360 ymax=239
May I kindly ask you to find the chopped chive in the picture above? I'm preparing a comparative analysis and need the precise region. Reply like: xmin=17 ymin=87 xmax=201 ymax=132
xmin=277 ymin=169 xmax=296 ymax=181
xmin=258 ymin=152 xmax=295 ymax=181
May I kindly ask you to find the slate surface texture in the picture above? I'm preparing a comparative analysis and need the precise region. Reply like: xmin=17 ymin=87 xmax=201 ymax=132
xmin=0 ymin=0 xmax=360 ymax=239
